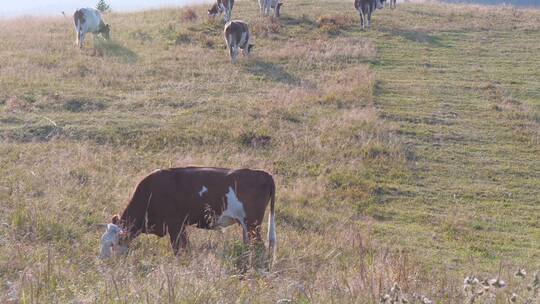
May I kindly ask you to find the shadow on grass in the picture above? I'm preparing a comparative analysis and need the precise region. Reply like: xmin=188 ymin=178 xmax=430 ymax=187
xmin=380 ymin=28 xmax=449 ymax=48
xmin=280 ymin=14 xmax=316 ymax=27
xmin=243 ymin=59 xmax=300 ymax=85
xmin=94 ymin=39 xmax=138 ymax=63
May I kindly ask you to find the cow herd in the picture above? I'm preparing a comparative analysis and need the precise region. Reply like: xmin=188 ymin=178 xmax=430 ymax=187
xmin=92 ymin=0 xmax=397 ymax=262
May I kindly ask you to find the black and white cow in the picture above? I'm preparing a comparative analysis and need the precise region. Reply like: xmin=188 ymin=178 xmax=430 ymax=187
xmin=73 ymin=8 xmax=110 ymax=48
xmin=259 ymin=0 xmax=283 ymax=17
xmin=354 ymin=0 xmax=383 ymax=30
xmin=208 ymin=0 xmax=235 ymax=22
xmin=224 ymin=20 xmax=254 ymax=64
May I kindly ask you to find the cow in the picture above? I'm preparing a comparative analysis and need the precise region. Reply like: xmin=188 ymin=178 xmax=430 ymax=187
xmin=102 ymin=167 xmax=276 ymax=264
xmin=73 ymin=8 xmax=110 ymax=48
xmin=259 ymin=0 xmax=283 ymax=17
xmin=208 ymin=0 xmax=235 ymax=22
xmin=354 ymin=0 xmax=383 ymax=30
xmin=224 ymin=20 xmax=254 ymax=64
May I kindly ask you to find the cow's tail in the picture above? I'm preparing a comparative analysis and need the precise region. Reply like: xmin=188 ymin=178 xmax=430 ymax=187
xmin=267 ymin=176 xmax=276 ymax=268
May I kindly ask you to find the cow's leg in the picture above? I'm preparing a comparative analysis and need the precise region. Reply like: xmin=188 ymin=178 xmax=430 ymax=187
xmin=226 ymin=3 xmax=232 ymax=22
xmin=75 ymin=30 xmax=80 ymax=47
xmin=359 ymin=10 xmax=365 ymax=30
xmin=230 ymin=44 xmax=238 ymax=64
xmin=246 ymin=222 xmax=266 ymax=268
xmin=264 ymin=0 xmax=270 ymax=16
xmin=79 ymin=32 xmax=86 ymax=48
xmin=258 ymin=0 xmax=264 ymax=15
xmin=241 ymin=221 xmax=249 ymax=244
xmin=367 ymin=7 xmax=372 ymax=28
xmin=247 ymin=223 xmax=263 ymax=244
xmin=168 ymin=221 xmax=188 ymax=255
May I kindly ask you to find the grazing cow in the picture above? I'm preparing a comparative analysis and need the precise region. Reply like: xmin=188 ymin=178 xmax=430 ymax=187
xmin=259 ymin=0 xmax=283 ymax=17
xmin=354 ymin=0 xmax=383 ymax=30
xmin=73 ymin=8 xmax=110 ymax=48
xmin=208 ymin=0 xmax=235 ymax=22
xmin=105 ymin=167 xmax=276 ymax=263
xmin=224 ymin=20 xmax=254 ymax=64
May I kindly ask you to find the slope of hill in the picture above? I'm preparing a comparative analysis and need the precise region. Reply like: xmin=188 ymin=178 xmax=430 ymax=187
xmin=1 ymin=1 xmax=539 ymax=302
xmin=445 ymin=0 xmax=539 ymax=7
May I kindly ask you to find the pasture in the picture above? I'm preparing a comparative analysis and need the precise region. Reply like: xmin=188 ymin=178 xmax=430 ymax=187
xmin=0 ymin=0 xmax=539 ymax=302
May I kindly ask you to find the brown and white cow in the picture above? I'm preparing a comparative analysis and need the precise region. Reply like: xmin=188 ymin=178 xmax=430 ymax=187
xmin=224 ymin=20 xmax=254 ymax=64
xmin=73 ymin=8 xmax=110 ymax=48
xmin=101 ymin=167 xmax=276 ymax=262
xmin=208 ymin=0 xmax=235 ymax=22
xmin=354 ymin=0 xmax=383 ymax=30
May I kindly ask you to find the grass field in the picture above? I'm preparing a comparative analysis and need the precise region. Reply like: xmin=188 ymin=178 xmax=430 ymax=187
xmin=1 ymin=0 xmax=539 ymax=302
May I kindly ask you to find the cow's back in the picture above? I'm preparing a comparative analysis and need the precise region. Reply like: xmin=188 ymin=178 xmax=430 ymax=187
xmin=120 ymin=167 xmax=273 ymax=236
xmin=224 ymin=20 xmax=249 ymax=46
xmin=77 ymin=8 xmax=103 ymax=32
xmin=144 ymin=167 xmax=234 ymax=225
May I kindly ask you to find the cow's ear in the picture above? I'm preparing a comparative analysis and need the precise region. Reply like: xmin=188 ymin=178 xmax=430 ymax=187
xmin=112 ymin=214 xmax=120 ymax=224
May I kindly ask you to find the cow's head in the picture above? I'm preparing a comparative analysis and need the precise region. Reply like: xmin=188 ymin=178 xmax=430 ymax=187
xmin=275 ymin=3 xmax=283 ymax=17
xmin=99 ymin=215 xmax=129 ymax=259
xmin=208 ymin=4 xmax=219 ymax=18
xmin=242 ymin=44 xmax=254 ymax=57
xmin=100 ymin=24 xmax=111 ymax=40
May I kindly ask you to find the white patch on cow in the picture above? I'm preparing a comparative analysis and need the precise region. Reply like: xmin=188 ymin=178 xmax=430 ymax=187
xmin=216 ymin=187 xmax=247 ymax=236
xmin=199 ymin=186 xmax=208 ymax=197
xmin=99 ymin=223 xmax=122 ymax=259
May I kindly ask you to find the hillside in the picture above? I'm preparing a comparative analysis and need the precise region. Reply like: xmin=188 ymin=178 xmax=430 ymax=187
xmin=1 ymin=0 xmax=539 ymax=302
xmin=445 ymin=0 xmax=539 ymax=6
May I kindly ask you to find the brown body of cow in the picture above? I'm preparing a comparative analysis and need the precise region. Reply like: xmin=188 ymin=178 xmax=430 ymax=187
xmin=112 ymin=167 xmax=276 ymax=261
